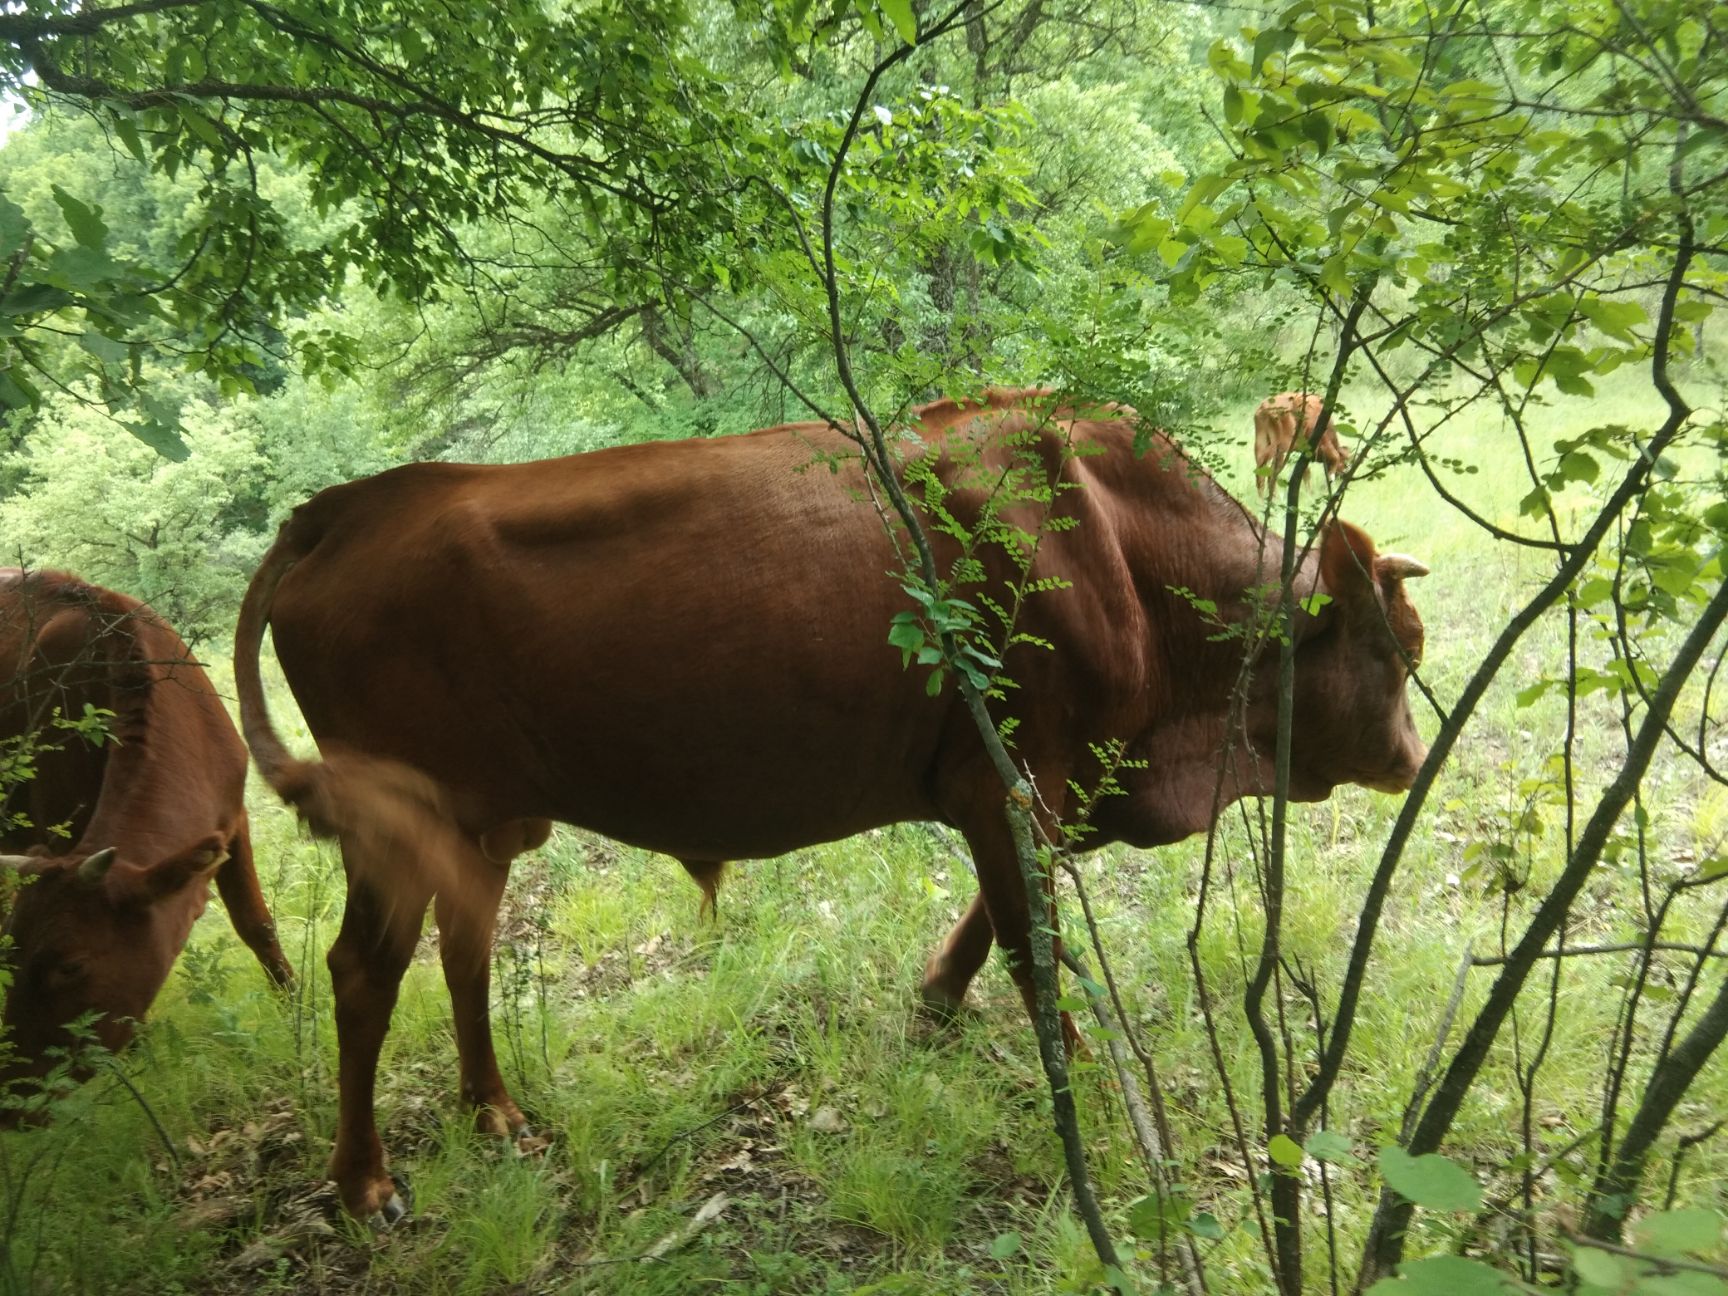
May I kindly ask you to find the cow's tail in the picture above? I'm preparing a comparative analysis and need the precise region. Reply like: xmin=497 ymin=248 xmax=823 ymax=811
xmin=234 ymin=520 xmax=472 ymax=935
xmin=233 ymin=524 xmax=306 ymax=800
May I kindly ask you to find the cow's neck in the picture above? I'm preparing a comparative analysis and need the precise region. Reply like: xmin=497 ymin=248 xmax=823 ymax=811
xmin=1092 ymin=489 xmax=1326 ymax=845
xmin=75 ymin=653 xmax=212 ymax=865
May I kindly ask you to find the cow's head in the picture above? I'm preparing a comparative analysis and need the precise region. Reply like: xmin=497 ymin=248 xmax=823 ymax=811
xmin=1283 ymin=519 xmax=1428 ymax=799
xmin=0 ymin=838 xmax=225 ymax=1100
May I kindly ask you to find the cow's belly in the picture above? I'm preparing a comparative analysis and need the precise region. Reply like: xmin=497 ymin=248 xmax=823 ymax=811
xmin=293 ymin=670 xmax=945 ymax=860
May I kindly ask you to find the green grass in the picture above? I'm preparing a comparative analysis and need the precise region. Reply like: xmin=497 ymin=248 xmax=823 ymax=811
xmin=2 ymin=364 xmax=1725 ymax=1294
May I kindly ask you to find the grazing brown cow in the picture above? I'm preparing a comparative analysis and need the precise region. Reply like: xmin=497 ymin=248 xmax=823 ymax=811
xmin=0 ymin=570 xmax=293 ymax=1096
xmin=1253 ymin=391 xmax=1349 ymax=496
xmin=233 ymin=388 xmax=1429 ymax=1220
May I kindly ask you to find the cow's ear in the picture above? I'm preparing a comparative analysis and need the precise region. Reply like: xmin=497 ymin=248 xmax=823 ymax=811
xmin=115 ymin=836 xmax=228 ymax=905
xmin=1319 ymin=519 xmax=1380 ymax=607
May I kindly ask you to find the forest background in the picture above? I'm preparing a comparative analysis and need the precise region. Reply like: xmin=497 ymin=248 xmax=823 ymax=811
xmin=0 ymin=0 xmax=1725 ymax=1293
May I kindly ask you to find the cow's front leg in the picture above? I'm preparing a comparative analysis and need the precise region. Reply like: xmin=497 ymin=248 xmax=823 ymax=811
xmin=215 ymin=817 xmax=294 ymax=987
xmin=919 ymin=891 xmax=994 ymax=1020
xmin=948 ymin=774 xmax=1082 ymax=1054
xmin=436 ymin=837 xmax=525 ymax=1141
xmin=326 ymin=860 xmax=430 ymax=1221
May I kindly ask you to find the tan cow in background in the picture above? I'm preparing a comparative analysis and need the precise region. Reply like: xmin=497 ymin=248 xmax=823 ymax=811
xmin=1253 ymin=391 xmax=1349 ymax=495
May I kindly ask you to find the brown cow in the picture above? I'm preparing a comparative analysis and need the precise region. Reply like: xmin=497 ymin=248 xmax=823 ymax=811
xmin=0 ymin=570 xmax=293 ymax=1099
xmin=1253 ymin=391 xmax=1349 ymax=496
xmin=233 ymin=388 xmax=1429 ymax=1220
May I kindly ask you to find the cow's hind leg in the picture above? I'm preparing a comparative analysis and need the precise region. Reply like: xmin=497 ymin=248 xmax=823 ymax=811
xmin=326 ymin=857 xmax=433 ymax=1222
xmin=214 ymin=815 xmax=294 ymax=988
xmin=435 ymin=833 xmax=525 ymax=1142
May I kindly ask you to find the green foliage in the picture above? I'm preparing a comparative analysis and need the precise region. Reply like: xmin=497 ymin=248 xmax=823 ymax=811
xmin=1306 ymin=1128 xmax=1359 ymax=1166
xmin=1114 ymin=0 xmax=1726 ymax=475
xmin=1268 ymin=1132 xmax=1305 ymax=1169
xmin=0 ymin=0 xmax=750 ymax=430
xmin=888 ymin=584 xmax=999 ymax=696
xmin=0 ymin=367 xmax=390 ymax=639
xmin=1377 ymin=1147 xmax=1486 ymax=1213
xmin=0 ymin=704 xmax=114 ymax=839
xmin=1366 ymin=1255 xmax=1529 ymax=1294
xmin=1569 ymin=1227 xmax=1728 ymax=1296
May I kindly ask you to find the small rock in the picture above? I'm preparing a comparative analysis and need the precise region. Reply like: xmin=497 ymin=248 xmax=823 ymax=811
xmin=808 ymin=1106 xmax=848 ymax=1135
xmin=231 ymin=1236 xmax=287 ymax=1271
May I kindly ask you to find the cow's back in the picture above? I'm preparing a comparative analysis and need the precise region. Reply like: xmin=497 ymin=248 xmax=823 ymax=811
xmin=1 ymin=571 xmax=123 ymax=848
xmin=0 ymin=569 xmax=245 ymax=859
xmin=267 ymin=428 xmax=956 ymax=858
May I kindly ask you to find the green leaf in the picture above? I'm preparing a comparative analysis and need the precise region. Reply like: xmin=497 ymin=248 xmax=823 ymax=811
xmin=45 ymin=244 xmax=125 ymax=289
xmin=123 ymin=415 xmax=190 ymax=461
xmin=78 ymin=330 xmax=130 ymax=365
xmin=1269 ymin=1134 xmax=1305 ymax=1169
xmin=878 ymin=0 xmax=916 ymax=45
xmin=1519 ymin=486 xmax=1552 ymax=519
xmin=1126 ymin=1192 xmax=1189 ymax=1242
xmin=887 ymin=616 xmax=925 ymax=666
xmin=1223 ymin=84 xmax=1244 ymax=126
xmin=50 ymin=186 xmax=109 ymax=250
xmin=1627 ymin=518 xmax=1653 ymax=557
xmin=0 ymin=284 xmax=74 ymax=316
xmin=1579 ymin=297 xmax=1647 ymax=344
xmin=1319 ymin=252 xmax=1350 ymax=297
xmin=1632 ymin=1208 xmax=1724 ymax=1257
xmin=1306 ymin=1129 xmax=1359 ymax=1165
xmin=1515 ymin=679 xmax=1553 ymax=707
xmin=1366 ymin=1255 xmax=1520 ymax=1294
xmin=0 ymin=366 xmax=41 ymax=411
xmin=1377 ymin=1147 xmax=1484 ymax=1212
xmin=1251 ymin=25 xmax=1296 ymax=70
xmin=988 ymin=1230 xmax=1021 ymax=1260
xmin=177 ymin=105 xmax=225 ymax=149
xmin=851 ymin=0 xmax=884 ymax=39
xmin=112 ymin=115 xmax=148 ymax=166
xmin=1557 ymin=451 xmax=1599 ymax=484
xmin=0 ymin=191 xmax=31 ymax=251
xmin=1188 ymin=1211 xmax=1226 ymax=1240
xmin=1569 ymin=1243 xmax=1628 ymax=1289
xmin=1300 ymin=112 xmax=1335 ymax=156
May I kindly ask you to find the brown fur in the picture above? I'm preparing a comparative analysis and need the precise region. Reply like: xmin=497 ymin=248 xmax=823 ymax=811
xmin=0 ymin=569 xmax=292 ymax=1094
xmin=1253 ymin=391 xmax=1349 ymax=496
xmin=233 ymin=389 xmax=1427 ymax=1217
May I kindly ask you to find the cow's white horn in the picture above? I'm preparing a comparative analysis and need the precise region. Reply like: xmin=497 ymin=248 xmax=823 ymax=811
xmin=77 ymin=847 xmax=119 ymax=884
xmin=0 ymin=854 xmax=36 ymax=871
xmin=1379 ymin=554 xmax=1430 ymax=580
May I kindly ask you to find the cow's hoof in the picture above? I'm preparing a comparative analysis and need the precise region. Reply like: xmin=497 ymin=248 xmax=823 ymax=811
xmin=337 ymin=1170 xmax=409 ymax=1224
xmin=473 ymin=1103 xmax=529 ymax=1141
xmin=915 ymin=987 xmax=977 ymax=1028
xmin=514 ymin=1126 xmax=553 ymax=1158
xmin=374 ymin=1176 xmax=412 ymax=1227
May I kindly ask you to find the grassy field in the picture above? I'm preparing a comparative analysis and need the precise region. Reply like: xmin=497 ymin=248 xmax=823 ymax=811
xmin=2 ymin=371 xmax=1724 ymax=1294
